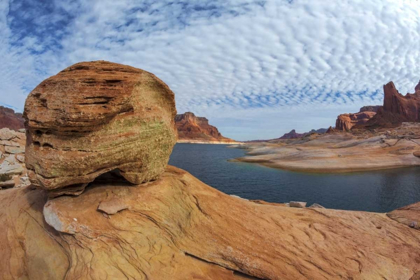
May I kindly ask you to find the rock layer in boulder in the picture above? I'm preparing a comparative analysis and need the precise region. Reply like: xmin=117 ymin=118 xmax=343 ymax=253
xmin=23 ymin=61 xmax=177 ymax=194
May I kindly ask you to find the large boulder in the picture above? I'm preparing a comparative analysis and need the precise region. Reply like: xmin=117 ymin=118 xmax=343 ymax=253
xmin=23 ymin=61 xmax=177 ymax=195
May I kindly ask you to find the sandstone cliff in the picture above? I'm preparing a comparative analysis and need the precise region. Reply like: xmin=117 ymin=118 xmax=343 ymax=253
xmin=335 ymin=106 xmax=380 ymax=131
xmin=175 ymin=112 xmax=238 ymax=143
xmin=0 ymin=106 xmax=24 ymax=130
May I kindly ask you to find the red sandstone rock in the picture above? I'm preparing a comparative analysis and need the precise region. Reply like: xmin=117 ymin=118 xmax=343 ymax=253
xmin=0 ymin=106 xmax=24 ymax=131
xmin=326 ymin=126 xmax=336 ymax=133
xmin=23 ymin=61 xmax=177 ymax=194
xmin=415 ymin=80 xmax=420 ymax=92
xmin=175 ymin=112 xmax=236 ymax=143
xmin=367 ymin=81 xmax=420 ymax=127
xmin=335 ymin=107 xmax=379 ymax=131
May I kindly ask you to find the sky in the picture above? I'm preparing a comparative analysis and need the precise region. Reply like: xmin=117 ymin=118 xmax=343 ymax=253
xmin=1 ymin=0 xmax=420 ymax=140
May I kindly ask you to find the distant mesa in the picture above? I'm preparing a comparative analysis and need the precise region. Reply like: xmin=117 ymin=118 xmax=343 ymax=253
xmin=247 ymin=128 xmax=327 ymax=142
xmin=279 ymin=129 xmax=304 ymax=139
xmin=0 ymin=106 xmax=24 ymax=131
xmin=175 ymin=112 xmax=238 ymax=143
xmin=279 ymin=128 xmax=326 ymax=139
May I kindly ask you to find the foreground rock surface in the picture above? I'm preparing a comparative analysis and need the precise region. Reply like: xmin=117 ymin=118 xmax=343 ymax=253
xmin=0 ymin=106 xmax=24 ymax=131
xmin=175 ymin=112 xmax=239 ymax=144
xmin=23 ymin=61 xmax=177 ymax=194
xmin=1 ymin=166 xmax=419 ymax=279
xmin=0 ymin=128 xmax=29 ymax=189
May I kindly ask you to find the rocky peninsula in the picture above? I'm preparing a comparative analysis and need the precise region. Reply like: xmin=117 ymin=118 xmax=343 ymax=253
xmin=237 ymin=81 xmax=420 ymax=173
xmin=1 ymin=61 xmax=420 ymax=279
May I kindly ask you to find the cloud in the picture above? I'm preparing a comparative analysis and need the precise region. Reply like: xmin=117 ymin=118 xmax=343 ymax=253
xmin=1 ymin=0 xmax=420 ymax=140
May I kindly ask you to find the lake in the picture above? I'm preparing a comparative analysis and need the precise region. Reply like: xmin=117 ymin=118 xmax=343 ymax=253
xmin=169 ymin=143 xmax=420 ymax=212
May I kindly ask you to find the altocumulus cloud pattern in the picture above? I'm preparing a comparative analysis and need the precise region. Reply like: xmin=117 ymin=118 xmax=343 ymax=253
xmin=1 ymin=0 xmax=420 ymax=140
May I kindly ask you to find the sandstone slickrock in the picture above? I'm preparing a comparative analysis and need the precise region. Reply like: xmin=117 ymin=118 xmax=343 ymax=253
xmin=175 ymin=112 xmax=238 ymax=143
xmin=0 ymin=106 xmax=24 ymax=131
xmin=0 ymin=128 xmax=28 ymax=189
xmin=1 ymin=166 xmax=420 ymax=279
xmin=23 ymin=61 xmax=177 ymax=194
xmin=387 ymin=202 xmax=420 ymax=230
xmin=366 ymin=81 xmax=420 ymax=127
xmin=335 ymin=106 xmax=380 ymax=131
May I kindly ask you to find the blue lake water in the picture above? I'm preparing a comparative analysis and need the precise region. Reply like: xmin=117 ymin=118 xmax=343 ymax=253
xmin=169 ymin=143 xmax=420 ymax=212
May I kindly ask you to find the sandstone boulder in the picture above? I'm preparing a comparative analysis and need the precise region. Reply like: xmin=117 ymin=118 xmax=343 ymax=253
xmin=23 ymin=61 xmax=177 ymax=194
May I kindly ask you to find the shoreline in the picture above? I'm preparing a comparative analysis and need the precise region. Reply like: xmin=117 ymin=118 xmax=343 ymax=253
xmin=231 ymin=157 xmax=420 ymax=174
xmin=231 ymin=124 xmax=420 ymax=174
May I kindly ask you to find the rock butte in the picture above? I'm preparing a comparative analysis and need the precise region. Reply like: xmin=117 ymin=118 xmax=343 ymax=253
xmin=364 ymin=81 xmax=420 ymax=128
xmin=23 ymin=61 xmax=177 ymax=195
xmin=0 ymin=106 xmax=24 ymax=131
xmin=0 ymin=167 xmax=420 ymax=279
xmin=175 ymin=112 xmax=239 ymax=144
